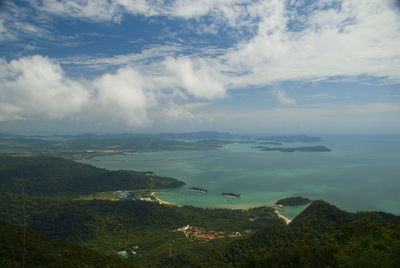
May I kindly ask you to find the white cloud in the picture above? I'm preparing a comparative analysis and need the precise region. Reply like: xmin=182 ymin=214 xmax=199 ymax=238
xmin=0 ymin=55 xmax=214 ymax=128
xmin=223 ymin=0 xmax=400 ymax=86
xmin=35 ymin=0 xmax=122 ymax=22
xmin=52 ymin=0 xmax=400 ymax=87
xmin=1 ymin=1 xmax=400 ymax=132
xmin=60 ymin=44 xmax=185 ymax=71
xmin=34 ymin=0 xmax=253 ymax=23
xmin=0 ymin=55 xmax=89 ymax=120
xmin=0 ymin=2 xmax=55 ymax=42
xmin=93 ymin=67 xmax=154 ymax=127
xmin=271 ymin=89 xmax=295 ymax=105
xmin=165 ymin=56 xmax=226 ymax=99
xmin=0 ymin=56 xmax=157 ymax=127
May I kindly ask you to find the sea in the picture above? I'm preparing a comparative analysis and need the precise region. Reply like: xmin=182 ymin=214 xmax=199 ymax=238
xmin=81 ymin=135 xmax=400 ymax=220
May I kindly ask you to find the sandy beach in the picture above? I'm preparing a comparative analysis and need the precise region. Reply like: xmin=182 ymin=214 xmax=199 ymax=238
xmin=151 ymin=193 xmax=294 ymax=224
xmin=274 ymin=209 xmax=292 ymax=224
xmin=151 ymin=192 xmax=176 ymax=206
xmin=152 ymin=192 xmax=293 ymax=224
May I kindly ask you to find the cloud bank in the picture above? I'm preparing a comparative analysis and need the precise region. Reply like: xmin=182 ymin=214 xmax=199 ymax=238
xmin=0 ymin=55 xmax=221 ymax=127
xmin=0 ymin=0 xmax=399 ymax=131
xmin=0 ymin=55 xmax=89 ymax=121
xmin=0 ymin=56 xmax=155 ymax=126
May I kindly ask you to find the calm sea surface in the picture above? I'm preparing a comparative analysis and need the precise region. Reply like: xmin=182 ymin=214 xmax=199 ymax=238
xmin=81 ymin=135 xmax=400 ymax=219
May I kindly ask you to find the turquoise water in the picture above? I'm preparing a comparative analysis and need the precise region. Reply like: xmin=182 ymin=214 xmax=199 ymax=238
xmin=81 ymin=135 xmax=400 ymax=219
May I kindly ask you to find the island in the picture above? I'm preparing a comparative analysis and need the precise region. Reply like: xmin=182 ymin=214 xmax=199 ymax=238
xmin=222 ymin=192 xmax=241 ymax=198
xmin=189 ymin=187 xmax=208 ymax=193
xmin=256 ymin=135 xmax=323 ymax=143
xmin=275 ymin=196 xmax=312 ymax=206
xmin=259 ymin=146 xmax=331 ymax=152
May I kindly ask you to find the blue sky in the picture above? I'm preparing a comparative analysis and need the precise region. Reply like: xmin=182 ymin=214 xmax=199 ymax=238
xmin=0 ymin=0 xmax=399 ymax=134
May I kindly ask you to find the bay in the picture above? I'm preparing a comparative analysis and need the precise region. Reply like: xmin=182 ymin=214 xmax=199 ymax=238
xmin=81 ymin=135 xmax=400 ymax=219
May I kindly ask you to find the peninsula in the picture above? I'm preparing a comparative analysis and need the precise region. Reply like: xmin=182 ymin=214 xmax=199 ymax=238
xmin=258 ymin=146 xmax=331 ymax=152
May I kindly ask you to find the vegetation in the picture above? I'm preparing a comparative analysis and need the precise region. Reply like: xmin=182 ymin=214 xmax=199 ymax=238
xmin=0 ymin=155 xmax=399 ymax=267
xmin=276 ymin=196 xmax=312 ymax=206
xmin=222 ymin=192 xmax=241 ymax=198
xmin=0 ymin=192 xmax=281 ymax=266
xmin=0 ymin=132 xmax=231 ymax=159
xmin=0 ymin=156 xmax=184 ymax=196
xmin=0 ymin=132 xmax=325 ymax=159
xmin=0 ymin=219 xmax=138 ymax=267
xmin=159 ymin=201 xmax=400 ymax=267
xmin=259 ymin=146 xmax=331 ymax=152
xmin=256 ymin=135 xmax=323 ymax=143
xmin=189 ymin=187 xmax=208 ymax=193
xmin=239 ymin=201 xmax=400 ymax=267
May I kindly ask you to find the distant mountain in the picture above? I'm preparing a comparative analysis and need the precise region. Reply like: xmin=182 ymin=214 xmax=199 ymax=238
xmin=38 ymin=131 xmax=236 ymax=140
xmin=0 ymin=132 xmax=230 ymax=159
xmin=257 ymin=135 xmax=323 ymax=143
xmin=154 ymin=131 xmax=235 ymax=140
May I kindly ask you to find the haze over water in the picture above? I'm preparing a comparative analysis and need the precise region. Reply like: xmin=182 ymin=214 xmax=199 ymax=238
xmin=84 ymin=135 xmax=400 ymax=219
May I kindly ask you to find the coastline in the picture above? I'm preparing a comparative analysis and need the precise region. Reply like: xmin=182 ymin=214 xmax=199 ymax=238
xmin=151 ymin=192 xmax=294 ymax=224
xmin=274 ymin=209 xmax=292 ymax=224
xmin=151 ymin=192 xmax=176 ymax=206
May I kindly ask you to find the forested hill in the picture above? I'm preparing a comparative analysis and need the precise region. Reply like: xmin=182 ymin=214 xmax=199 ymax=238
xmin=185 ymin=200 xmax=400 ymax=267
xmin=0 ymin=155 xmax=399 ymax=267
xmin=0 ymin=156 xmax=184 ymax=196
xmin=0 ymin=192 xmax=399 ymax=267
xmin=0 ymin=219 xmax=139 ymax=268
xmin=0 ymin=192 xmax=281 ymax=265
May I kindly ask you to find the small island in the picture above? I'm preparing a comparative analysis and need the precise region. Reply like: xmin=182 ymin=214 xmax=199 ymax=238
xmin=275 ymin=196 xmax=312 ymax=206
xmin=189 ymin=187 xmax=207 ymax=193
xmin=222 ymin=192 xmax=241 ymax=198
xmin=259 ymin=146 xmax=331 ymax=152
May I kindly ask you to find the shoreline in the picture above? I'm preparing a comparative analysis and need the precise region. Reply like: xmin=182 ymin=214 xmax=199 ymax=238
xmin=274 ymin=209 xmax=292 ymax=224
xmin=151 ymin=192 xmax=176 ymax=206
xmin=151 ymin=192 xmax=294 ymax=224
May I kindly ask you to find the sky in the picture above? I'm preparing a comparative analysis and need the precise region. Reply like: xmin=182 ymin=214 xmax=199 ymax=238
xmin=0 ymin=0 xmax=399 ymax=134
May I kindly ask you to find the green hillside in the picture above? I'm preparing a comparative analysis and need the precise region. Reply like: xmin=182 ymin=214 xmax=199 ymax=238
xmin=0 ymin=192 xmax=281 ymax=265
xmin=194 ymin=201 xmax=400 ymax=267
xmin=0 ymin=156 xmax=184 ymax=196
xmin=0 ymin=219 xmax=138 ymax=267
xmin=0 ymin=156 xmax=399 ymax=267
